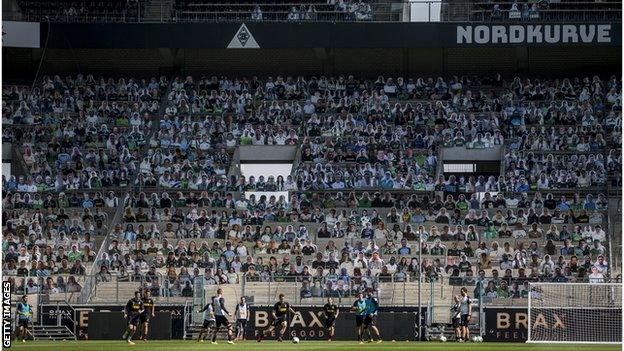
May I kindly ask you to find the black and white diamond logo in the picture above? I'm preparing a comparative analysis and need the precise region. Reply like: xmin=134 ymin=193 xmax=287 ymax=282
xmin=227 ymin=23 xmax=259 ymax=49
xmin=237 ymin=27 xmax=250 ymax=46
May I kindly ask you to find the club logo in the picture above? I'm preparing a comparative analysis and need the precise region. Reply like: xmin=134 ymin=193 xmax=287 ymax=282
xmin=228 ymin=23 xmax=260 ymax=49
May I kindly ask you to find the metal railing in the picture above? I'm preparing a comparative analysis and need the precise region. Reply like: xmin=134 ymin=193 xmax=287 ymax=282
xmin=3 ymin=8 xmax=142 ymax=23
xmin=3 ymin=0 xmax=147 ymax=23
xmin=465 ymin=1 xmax=621 ymax=22
xmin=18 ymin=271 xmax=620 ymax=340
xmin=87 ymin=273 xmax=200 ymax=304
xmin=241 ymin=273 xmax=420 ymax=306
xmin=80 ymin=202 xmax=126 ymax=303
xmin=36 ymin=300 xmax=79 ymax=337
xmin=4 ymin=1 xmax=621 ymax=23
xmin=3 ymin=275 xmax=86 ymax=304
xmin=470 ymin=8 xmax=621 ymax=22
xmin=607 ymin=183 xmax=621 ymax=274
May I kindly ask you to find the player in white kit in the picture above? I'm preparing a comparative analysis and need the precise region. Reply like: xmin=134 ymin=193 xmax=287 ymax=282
xmin=235 ymin=297 xmax=250 ymax=341
xmin=459 ymin=287 xmax=472 ymax=342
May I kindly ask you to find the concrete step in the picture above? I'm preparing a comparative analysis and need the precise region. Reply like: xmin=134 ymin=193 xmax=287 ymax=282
xmin=33 ymin=326 xmax=76 ymax=341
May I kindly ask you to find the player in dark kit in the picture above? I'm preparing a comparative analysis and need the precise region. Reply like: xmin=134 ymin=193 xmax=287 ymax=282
xmin=140 ymin=290 xmax=155 ymax=341
xmin=450 ymin=295 xmax=462 ymax=342
xmin=257 ymin=293 xmax=297 ymax=342
xmin=15 ymin=295 xmax=33 ymax=342
xmin=322 ymin=297 xmax=339 ymax=342
xmin=363 ymin=289 xmax=381 ymax=343
xmin=122 ymin=291 xmax=144 ymax=345
xmin=351 ymin=293 xmax=368 ymax=344
xmin=196 ymin=300 xmax=216 ymax=342
xmin=210 ymin=288 xmax=235 ymax=345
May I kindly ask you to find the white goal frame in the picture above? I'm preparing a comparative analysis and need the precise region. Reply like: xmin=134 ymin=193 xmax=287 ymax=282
xmin=527 ymin=282 xmax=622 ymax=344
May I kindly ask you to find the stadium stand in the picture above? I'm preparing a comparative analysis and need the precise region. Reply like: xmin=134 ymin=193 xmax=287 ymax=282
xmin=468 ymin=0 xmax=622 ymax=22
xmin=172 ymin=0 xmax=374 ymax=22
xmin=14 ymin=0 xmax=147 ymax=22
xmin=5 ymin=72 xmax=618 ymax=316
xmin=2 ymin=190 xmax=117 ymax=302
xmin=6 ymin=0 xmax=623 ymax=24
xmin=1 ymin=0 xmax=622 ymax=344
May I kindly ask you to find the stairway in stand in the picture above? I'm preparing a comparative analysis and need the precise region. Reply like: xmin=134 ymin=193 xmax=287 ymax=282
xmin=32 ymin=325 xmax=76 ymax=341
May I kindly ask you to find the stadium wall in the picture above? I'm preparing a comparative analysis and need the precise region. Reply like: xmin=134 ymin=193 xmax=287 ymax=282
xmin=37 ymin=22 xmax=622 ymax=49
xmin=39 ymin=304 xmax=186 ymax=340
xmin=246 ymin=306 xmax=425 ymax=341
xmin=88 ymin=312 xmax=172 ymax=340
xmin=2 ymin=21 xmax=621 ymax=80
xmin=3 ymin=46 xmax=620 ymax=82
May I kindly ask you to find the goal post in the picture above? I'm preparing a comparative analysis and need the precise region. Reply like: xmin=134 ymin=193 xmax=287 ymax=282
xmin=527 ymin=282 xmax=622 ymax=344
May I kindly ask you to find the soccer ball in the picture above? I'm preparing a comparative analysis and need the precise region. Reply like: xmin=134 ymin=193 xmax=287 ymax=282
xmin=439 ymin=335 xmax=447 ymax=342
xmin=472 ymin=336 xmax=483 ymax=342
xmin=292 ymin=337 xmax=300 ymax=343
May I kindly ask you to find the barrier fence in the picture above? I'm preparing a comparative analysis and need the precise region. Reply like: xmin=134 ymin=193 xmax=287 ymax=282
xmin=6 ymin=273 xmax=619 ymax=340
xmin=3 ymin=1 xmax=621 ymax=23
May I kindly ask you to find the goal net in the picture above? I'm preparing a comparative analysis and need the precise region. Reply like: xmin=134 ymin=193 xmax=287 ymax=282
xmin=527 ymin=282 xmax=622 ymax=344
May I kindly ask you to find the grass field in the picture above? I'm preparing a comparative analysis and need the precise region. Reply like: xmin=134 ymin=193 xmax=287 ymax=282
xmin=6 ymin=340 xmax=622 ymax=351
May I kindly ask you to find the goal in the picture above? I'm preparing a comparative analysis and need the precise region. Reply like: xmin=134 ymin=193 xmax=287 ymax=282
xmin=527 ymin=282 xmax=622 ymax=344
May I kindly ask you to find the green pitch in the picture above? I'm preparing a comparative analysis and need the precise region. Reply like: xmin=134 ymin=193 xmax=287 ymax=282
xmin=7 ymin=340 xmax=622 ymax=351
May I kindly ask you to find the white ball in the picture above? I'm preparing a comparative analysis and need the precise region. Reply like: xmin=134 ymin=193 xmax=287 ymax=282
xmin=439 ymin=336 xmax=447 ymax=342
xmin=292 ymin=337 xmax=300 ymax=343
xmin=478 ymin=336 xmax=484 ymax=342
